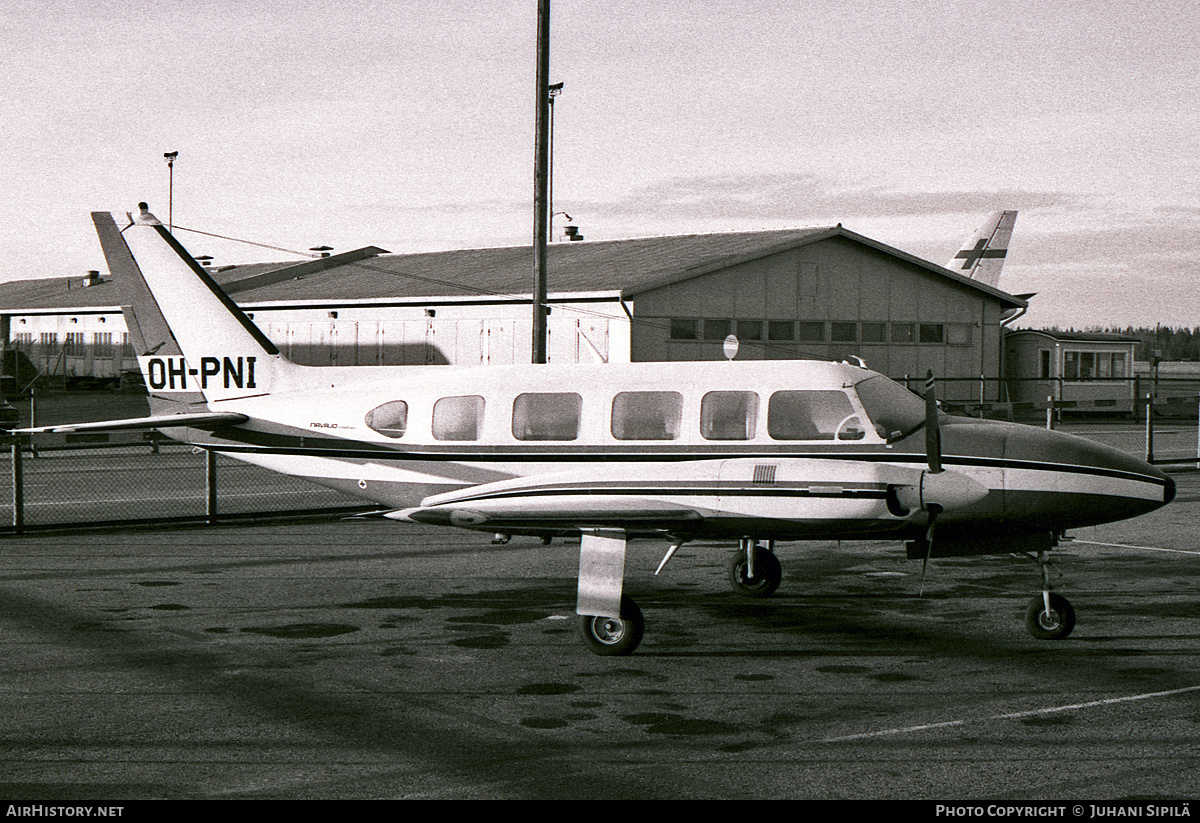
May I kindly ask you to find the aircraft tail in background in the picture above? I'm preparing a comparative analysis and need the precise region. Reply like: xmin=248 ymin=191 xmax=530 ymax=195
xmin=946 ymin=210 xmax=1017 ymax=289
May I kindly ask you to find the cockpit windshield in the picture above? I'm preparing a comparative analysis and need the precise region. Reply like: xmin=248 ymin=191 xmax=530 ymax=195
xmin=852 ymin=375 xmax=927 ymax=441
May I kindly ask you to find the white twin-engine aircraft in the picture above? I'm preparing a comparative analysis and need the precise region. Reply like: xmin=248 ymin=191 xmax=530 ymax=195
xmin=27 ymin=206 xmax=1174 ymax=655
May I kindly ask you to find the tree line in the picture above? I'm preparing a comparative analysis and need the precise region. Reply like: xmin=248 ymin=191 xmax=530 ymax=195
xmin=1030 ymin=326 xmax=1200 ymax=362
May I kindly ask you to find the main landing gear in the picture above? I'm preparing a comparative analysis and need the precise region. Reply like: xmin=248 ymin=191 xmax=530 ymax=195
xmin=578 ymin=595 xmax=645 ymax=656
xmin=575 ymin=533 xmax=784 ymax=656
xmin=1024 ymin=550 xmax=1075 ymax=640
xmin=728 ymin=539 xmax=782 ymax=598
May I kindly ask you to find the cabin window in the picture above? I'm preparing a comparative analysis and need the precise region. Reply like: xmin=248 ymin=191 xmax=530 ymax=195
xmin=364 ymin=400 xmax=409 ymax=439
xmin=701 ymin=391 xmax=759 ymax=440
xmin=767 ymin=390 xmax=863 ymax=440
xmin=611 ymin=391 xmax=683 ymax=440
xmin=433 ymin=395 xmax=485 ymax=441
xmin=512 ymin=392 xmax=582 ymax=441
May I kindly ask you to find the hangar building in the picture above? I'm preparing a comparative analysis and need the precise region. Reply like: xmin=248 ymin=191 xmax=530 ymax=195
xmin=1 ymin=226 xmax=1026 ymax=402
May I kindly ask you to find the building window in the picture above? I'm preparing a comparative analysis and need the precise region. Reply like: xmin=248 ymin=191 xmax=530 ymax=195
xmin=670 ymin=318 xmax=698 ymax=340
xmin=947 ymin=323 xmax=972 ymax=345
xmin=93 ymin=332 xmax=113 ymax=359
xmin=512 ymin=392 xmax=582 ymax=441
xmin=1064 ymin=350 xmax=1129 ymax=380
xmin=701 ymin=391 xmax=759 ymax=440
xmin=703 ymin=319 xmax=731 ymax=340
xmin=365 ymin=400 xmax=409 ymax=439
xmin=830 ymin=322 xmax=857 ymax=342
xmin=64 ymin=332 xmax=84 ymax=357
xmin=433 ymin=395 xmax=485 ymax=441
xmin=796 ymin=322 xmax=825 ymax=342
xmin=860 ymin=323 xmax=886 ymax=343
xmin=767 ymin=321 xmax=795 ymax=341
xmin=736 ymin=320 xmax=763 ymax=341
xmin=1039 ymin=350 xmax=1051 ymax=379
xmin=890 ymin=324 xmax=914 ymax=343
xmin=919 ymin=324 xmax=944 ymax=343
xmin=612 ymin=391 xmax=683 ymax=440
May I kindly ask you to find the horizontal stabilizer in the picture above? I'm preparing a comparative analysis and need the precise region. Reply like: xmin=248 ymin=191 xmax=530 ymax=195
xmin=16 ymin=411 xmax=248 ymax=435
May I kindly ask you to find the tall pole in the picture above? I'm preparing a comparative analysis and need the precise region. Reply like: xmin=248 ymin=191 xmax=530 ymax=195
xmin=548 ymin=82 xmax=563 ymax=242
xmin=532 ymin=0 xmax=550 ymax=364
xmin=164 ymin=151 xmax=178 ymax=232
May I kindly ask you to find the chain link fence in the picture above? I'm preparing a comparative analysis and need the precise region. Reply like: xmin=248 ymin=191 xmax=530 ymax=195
xmin=1 ymin=436 xmax=371 ymax=535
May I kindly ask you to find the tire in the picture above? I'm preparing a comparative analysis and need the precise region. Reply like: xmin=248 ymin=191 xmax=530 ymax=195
xmin=1025 ymin=593 xmax=1076 ymax=640
xmin=728 ymin=546 xmax=782 ymax=598
xmin=578 ymin=595 xmax=644 ymax=656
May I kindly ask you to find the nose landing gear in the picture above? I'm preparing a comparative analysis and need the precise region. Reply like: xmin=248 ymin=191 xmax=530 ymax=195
xmin=1025 ymin=550 xmax=1075 ymax=640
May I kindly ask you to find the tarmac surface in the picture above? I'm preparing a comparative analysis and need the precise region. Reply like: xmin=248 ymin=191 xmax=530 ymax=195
xmin=2 ymin=477 xmax=1200 ymax=800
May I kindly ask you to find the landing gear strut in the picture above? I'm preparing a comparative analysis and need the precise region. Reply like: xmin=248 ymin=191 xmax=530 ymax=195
xmin=1024 ymin=550 xmax=1075 ymax=640
xmin=728 ymin=539 xmax=782 ymax=598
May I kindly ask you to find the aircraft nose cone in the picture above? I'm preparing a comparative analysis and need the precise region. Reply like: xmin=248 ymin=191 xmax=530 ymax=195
xmin=1001 ymin=423 xmax=1174 ymax=528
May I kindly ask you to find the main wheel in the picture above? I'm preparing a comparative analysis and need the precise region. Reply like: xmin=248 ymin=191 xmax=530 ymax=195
xmin=728 ymin=546 xmax=782 ymax=598
xmin=578 ymin=595 xmax=644 ymax=656
xmin=1025 ymin=593 xmax=1076 ymax=640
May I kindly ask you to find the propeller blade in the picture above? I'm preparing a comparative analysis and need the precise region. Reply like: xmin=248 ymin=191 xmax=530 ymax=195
xmin=925 ymin=370 xmax=942 ymax=473
xmin=918 ymin=504 xmax=942 ymax=596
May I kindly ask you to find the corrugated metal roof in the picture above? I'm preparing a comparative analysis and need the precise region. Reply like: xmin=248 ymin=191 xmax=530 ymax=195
xmin=0 ymin=226 xmax=1026 ymax=312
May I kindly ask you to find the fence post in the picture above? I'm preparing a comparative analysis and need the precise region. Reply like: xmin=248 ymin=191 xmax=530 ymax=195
xmin=10 ymin=435 xmax=23 ymax=534
xmin=1145 ymin=393 xmax=1154 ymax=463
xmin=205 ymin=449 xmax=218 ymax=525
xmin=1046 ymin=395 xmax=1054 ymax=430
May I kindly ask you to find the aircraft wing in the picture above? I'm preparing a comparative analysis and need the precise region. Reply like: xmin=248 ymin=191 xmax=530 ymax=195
xmin=387 ymin=456 xmax=987 ymax=535
xmin=15 ymin=412 xmax=249 ymax=435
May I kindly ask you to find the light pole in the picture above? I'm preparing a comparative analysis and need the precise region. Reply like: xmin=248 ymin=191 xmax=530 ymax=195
xmin=163 ymin=152 xmax=178 ymax=232
xmin=548 ymin=82 xmax=563 ymax=240
xmin=532 ymin=0 xmax=550 ymax=364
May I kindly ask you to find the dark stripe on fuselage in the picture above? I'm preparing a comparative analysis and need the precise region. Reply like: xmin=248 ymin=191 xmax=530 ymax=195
xmin=197 ymin=430 xmax=1168 ymax=490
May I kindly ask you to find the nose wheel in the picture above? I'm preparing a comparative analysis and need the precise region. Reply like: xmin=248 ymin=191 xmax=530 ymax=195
xmin=1025 ymin=593 xmax=1076 ymax=640
xmin=1025 ymin=550 xmax=1075 ymax=640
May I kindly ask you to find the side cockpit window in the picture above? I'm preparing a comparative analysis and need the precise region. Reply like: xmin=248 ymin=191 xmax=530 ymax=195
xmin=364 ymin=400 xmax=409 ymax=439
xmin=767 ymin=390 xmax=864 ymax=440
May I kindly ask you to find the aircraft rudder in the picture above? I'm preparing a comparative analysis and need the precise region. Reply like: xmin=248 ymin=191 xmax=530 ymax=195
xmin=94 ymin=205 xmax=288 ymax=402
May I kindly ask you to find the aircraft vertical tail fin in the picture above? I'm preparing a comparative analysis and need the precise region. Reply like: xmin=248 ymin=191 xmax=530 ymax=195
xmin=946 ymin=210 xmax=1017 ymax=289
xmin=92 ymin=205 xmax=288 ymax=406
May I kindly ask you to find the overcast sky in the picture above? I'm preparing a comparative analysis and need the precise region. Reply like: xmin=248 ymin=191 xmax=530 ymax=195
xmin=1 ymin=0 xmax=1195 ymax=329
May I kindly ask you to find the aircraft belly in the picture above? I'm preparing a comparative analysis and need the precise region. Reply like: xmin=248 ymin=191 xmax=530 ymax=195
xmin=208 ymin=451 xmax=501 ymax=508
